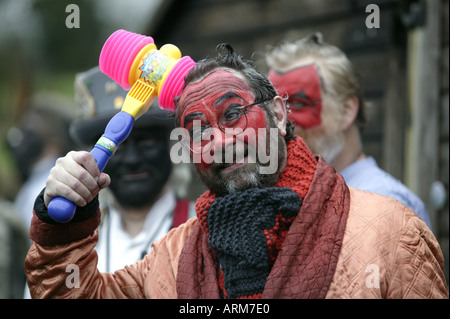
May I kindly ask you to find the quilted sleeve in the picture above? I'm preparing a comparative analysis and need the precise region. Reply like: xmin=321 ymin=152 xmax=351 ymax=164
xmin=25 ymin=217 xmax=198 ymax=299
xmin=25 ymin=229 xmax=148 ymax=298
xmin=387 ymin=213 xmax=448 ymax=299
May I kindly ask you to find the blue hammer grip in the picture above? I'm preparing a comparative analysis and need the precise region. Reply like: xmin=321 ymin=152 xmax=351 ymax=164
xmin=47 ymin=112 xmax=134 ymax=223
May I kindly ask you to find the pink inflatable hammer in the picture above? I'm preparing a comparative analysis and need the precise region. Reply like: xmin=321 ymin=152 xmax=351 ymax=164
xmin=47 ymin=30 xmax=195 ymax=223
xmin=99 ymin=29 xmax=196 ymax=113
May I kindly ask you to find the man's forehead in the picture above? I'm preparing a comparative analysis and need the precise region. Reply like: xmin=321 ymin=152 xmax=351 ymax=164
xmin=182 ymin=68 xmax=250 ymax=96
xmin=178 ymin=68 xmax=253 ymax=112
xmin=269 ymin=63 xmax=318 ymax=78
xmin=269 ymin=63 xmax=324 ymax=93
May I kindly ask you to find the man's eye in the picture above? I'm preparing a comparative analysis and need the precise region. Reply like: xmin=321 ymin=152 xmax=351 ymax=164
xmin=222 ymin=105 xmax=243 ymax=123
xmin=289 ymin=99 xmax=310 ymax=109
xmin=190 ymin=126 xmax=211 ymax=140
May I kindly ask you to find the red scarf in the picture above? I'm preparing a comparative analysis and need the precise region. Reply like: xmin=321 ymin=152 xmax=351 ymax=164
xmin=176 ymin=137 xmax=350 ymax=299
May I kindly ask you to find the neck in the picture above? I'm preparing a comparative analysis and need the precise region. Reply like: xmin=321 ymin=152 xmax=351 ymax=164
xmin=115 ymin=203 xmax=150 ymax=238
xmin=114 ymin=184 xmax=170 ymax=238
xmin=332 ymin=124 xmax=365 ymax=172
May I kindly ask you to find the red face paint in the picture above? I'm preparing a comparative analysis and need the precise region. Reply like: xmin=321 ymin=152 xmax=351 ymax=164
xmin=177 ymin=69 xmax=268 ymax=170
xmin=268 ymin=64 xmax=322 ymax=129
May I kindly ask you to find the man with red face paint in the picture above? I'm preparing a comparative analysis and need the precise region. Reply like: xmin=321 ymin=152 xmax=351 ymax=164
xmin=25 ymin=44 xmax=447 ymax=299
xmin=266 ymin=32 xmax=431 ymax=229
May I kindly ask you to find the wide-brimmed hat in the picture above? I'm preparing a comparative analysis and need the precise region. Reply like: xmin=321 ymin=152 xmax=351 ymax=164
xmin=70 ymin=67 xmax=174 ymax=147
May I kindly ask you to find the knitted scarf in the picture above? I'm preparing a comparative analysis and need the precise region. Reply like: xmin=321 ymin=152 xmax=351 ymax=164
xmin=176 ymin=137 xmax=350 ymax=299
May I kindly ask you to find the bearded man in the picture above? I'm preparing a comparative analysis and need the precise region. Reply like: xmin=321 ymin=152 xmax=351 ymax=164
xmin=25 ymin=44 xmax=447 ymax=299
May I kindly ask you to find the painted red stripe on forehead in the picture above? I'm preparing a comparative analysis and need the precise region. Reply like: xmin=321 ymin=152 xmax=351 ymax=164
xmin=268 ymin=64 xmax=322 ymax=129
xmin=178 ymin=69 xmax=253 ymax=125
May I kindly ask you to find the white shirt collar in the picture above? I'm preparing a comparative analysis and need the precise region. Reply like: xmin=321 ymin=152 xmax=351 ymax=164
xmin=96 ymin=188 xmax=177 ymax=272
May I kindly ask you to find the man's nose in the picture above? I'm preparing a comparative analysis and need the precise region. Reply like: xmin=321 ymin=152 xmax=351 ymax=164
xmin=120 ymin=138 xmax=141 ymax=165
xmin=208 ymin=125 xmax=235 ymax=160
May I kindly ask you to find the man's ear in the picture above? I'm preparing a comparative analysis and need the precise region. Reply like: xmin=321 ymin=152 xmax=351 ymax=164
xmin=272 ymin=96 xmax=287 ymax=136
xmin=342 ymin=96 xmax=359 ymax=130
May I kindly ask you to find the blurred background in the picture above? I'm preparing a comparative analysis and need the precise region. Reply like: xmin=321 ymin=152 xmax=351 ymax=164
xmin=0 ymin=0 xmax=448 ymax=295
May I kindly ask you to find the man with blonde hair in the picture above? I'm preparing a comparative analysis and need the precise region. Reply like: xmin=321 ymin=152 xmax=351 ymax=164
xmin=266 ymin=32 xmax=431 ymax=228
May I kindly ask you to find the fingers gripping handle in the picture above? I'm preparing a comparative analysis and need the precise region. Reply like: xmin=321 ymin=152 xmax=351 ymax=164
xmin=47 ymin=112 xmax=134 ymax=223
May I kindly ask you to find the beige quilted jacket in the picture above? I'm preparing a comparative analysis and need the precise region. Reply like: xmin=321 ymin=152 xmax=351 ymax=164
xmin=26 ymin=187 xmax=448 ymax=299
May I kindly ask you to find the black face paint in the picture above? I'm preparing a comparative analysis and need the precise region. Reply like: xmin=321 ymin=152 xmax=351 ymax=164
xmin=7 ymin=127 xmax=44 ymax=182
xmin=104 ymin=126 xmax=172 ymax=209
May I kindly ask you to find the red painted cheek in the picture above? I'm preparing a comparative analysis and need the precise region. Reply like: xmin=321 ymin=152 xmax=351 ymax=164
xmin=193 ymin=153 xmax=212 ymax=170
xmin=246 ymin=107 xmax=268 ymax=131
xmin=240 ymin=108 xmax=268 ymax=147
xmin=288 ymin=107 xmax=322 ymax=129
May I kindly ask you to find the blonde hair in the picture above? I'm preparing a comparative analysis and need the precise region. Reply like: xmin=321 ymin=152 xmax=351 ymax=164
xmin=266 ymin=32 xmax=367 ymax=130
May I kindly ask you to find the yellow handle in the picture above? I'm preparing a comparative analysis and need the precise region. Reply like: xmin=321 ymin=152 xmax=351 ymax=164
xmin=121 ymin=79 xmax=157 ymax=119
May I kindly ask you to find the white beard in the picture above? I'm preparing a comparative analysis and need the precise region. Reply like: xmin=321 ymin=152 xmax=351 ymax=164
xmin=309 ymin=132 xmax=346 ymax=165
xmin=295 ymin=124 xmax=346 ymax=166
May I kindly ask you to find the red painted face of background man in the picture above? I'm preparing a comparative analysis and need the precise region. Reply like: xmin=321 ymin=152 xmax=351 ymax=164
xmin=268 ymin=64 xmax=322 ymax=129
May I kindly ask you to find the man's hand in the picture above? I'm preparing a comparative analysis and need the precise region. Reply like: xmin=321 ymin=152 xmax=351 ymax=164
xmin=44 ymin=151 xmax=111 ymax=207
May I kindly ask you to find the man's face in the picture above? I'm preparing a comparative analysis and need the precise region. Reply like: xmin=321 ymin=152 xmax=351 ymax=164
xmin=105 ymin=126 xmax=172 ymax=208
xmin=177 ymin=68 xmax=285 ymax=197
xmin=269 ymin=63 xmax=345 ymax=164
xmin=268 ymin=64 xmax=322 ymax=129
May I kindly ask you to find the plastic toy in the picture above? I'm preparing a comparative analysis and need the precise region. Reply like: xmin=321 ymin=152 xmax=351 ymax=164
xmin=48 ymin=29 xmax=196 ymax=223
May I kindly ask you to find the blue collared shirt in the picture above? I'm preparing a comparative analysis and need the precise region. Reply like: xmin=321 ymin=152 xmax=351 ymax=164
xmin=340 ymin=156 xmax=432 ymax=229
